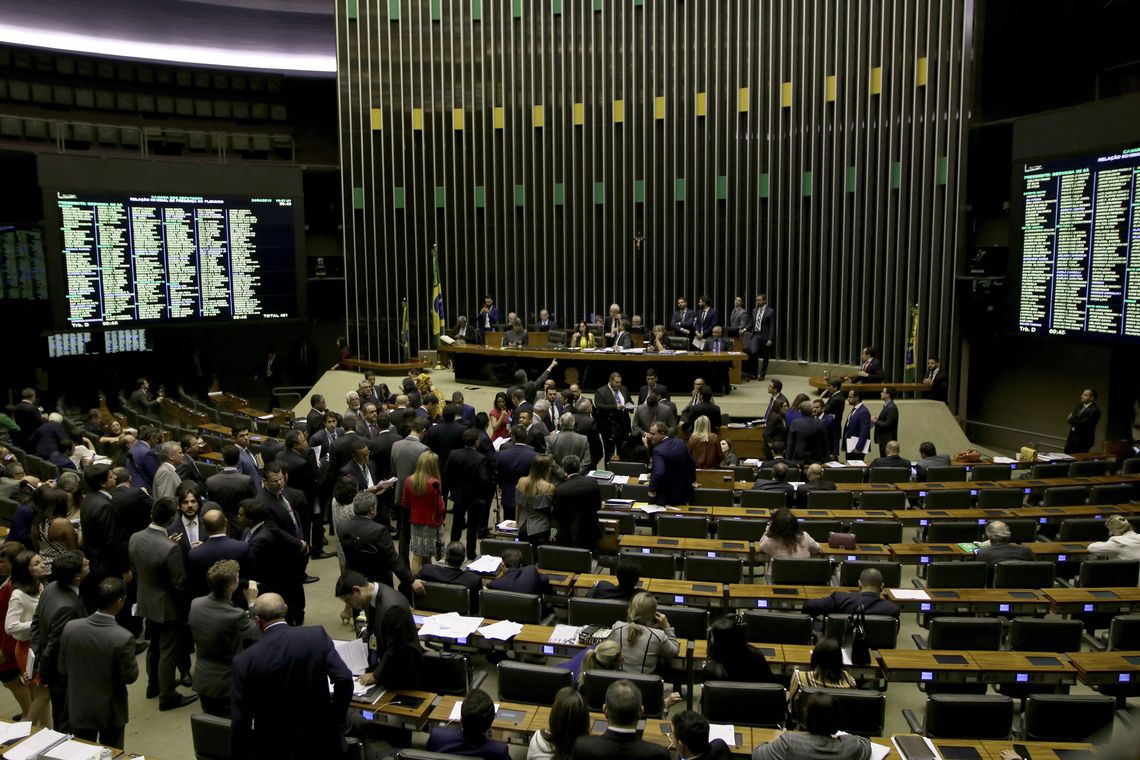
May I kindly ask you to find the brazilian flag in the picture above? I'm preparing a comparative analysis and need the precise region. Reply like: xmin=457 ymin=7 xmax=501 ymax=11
xmin=400 ymin=298 xmax=410 ymax=361
xmin=430 ymin=244 xmax=445 ymax=346
xmin=904 ymin=305 xmax=919 ymax=382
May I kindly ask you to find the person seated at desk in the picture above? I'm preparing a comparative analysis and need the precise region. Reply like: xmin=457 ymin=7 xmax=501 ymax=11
xmin=487 ymin=548 xmax=552 ymax=595
xmin=796 ymin=463 xmax=836 ymax=508
xmin=647 ymin=324 xmax=668 ymax=352
xmin=528 ymin=686 xmax=588 ymax=760
xmin=703 ymin=615 xmax=775 ymax=684
xmin=502 ymin=317 xmax=529 ymax=347
xmin=802 ymin=568 xmax=901 ymax=623
xmin=845 ymin=346 xmax=884 ymax=384
xmin=672 ymin=709 xmax=733 ymax=760
xmin=718 ymin=438 xmax=740 ymax=468
xmin=760 ymin=507 xmax=820 ymax=559
xmin=868 ymin=440 xmax=909 ymax=471
xmin=535 ymin=308 xmax=556 ymax=331
xmin=570 ymin=679 xmax=669 ymax=760
xmin=786 ymin=637 xmax=857 ymax=715
xmin=976 ymin=520 xmax=1034 ymax=566
xmin=453 ymin=315 xmax=478 ymax=344
xmin=607 ymin=592 xmax=679 ymax=677
xmin=425 ymin=687 xmax=511 ymax=760
xmin=753 ymin=691 xmax=871 ymax=760
xmin=1087 ymin=515 xmax=1140 ymax=569
xmin=914 ymin=441 xmax=951 ymax=479
xmin=750 ymin=462 xmax=796 ymax=507
xmin=558 ymin=638 xmax=624 ymax=687
xmin=417 ymin=541 xmax=484 ymax=613
xmin=588 ymin=557 xmax=641 ymax=601
xmin=571 ymin=321 xmax=596 ymax=349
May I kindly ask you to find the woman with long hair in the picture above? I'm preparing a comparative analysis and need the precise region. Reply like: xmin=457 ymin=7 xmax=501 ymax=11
xmin=0 ymin=543 xmax=31 ymax=720
xmin=786 ymin=637 xmax=857 ymax=716
xmin=417 ymin=373 xmax=445 ymax=422
xmin=718 ymin=438 xmax=740 ymax=468
xmin=527 ymin=686 xmax=589 ymax=760
xmin=703 ymin=615 xmax=775 ymax=683
xmin=649 ymin=324 xmax=668 ymax=352
xmin=515 ymin=455 xmax=557 ymax=546
xmin=786 ymin=393 xmax=811 ymax=424
xmin=572 ymin=322 xmax=594 ymax=349
xmin=607 ymin=592 xmax=679 ymax=675
xmin=488 ymin=392 xmax=511 ymax=444
xmin=760 ymin=507 xmax=820 ymax=559
xmin=4 ymin=552 xmax=51 ymax=726
xmin=686 ymin=415 xmax=721 ymax=469
xmin=29 ymin=487 xmax=78 ymax=571
xmin=403 ymin=451 xmax=445 ymax=573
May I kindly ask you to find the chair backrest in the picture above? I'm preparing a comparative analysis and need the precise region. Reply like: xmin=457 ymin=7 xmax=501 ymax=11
xmin=608 ymin=461 xmax=647 ymax=476
xmin=597 ymin=511 xmax=636 ymax=535
xmin=837 ymin=561 xmax=902 ymax=588
xmin=1002 ymin=519 xmax=1037 ymax=544
xmin=1108 ymin=614 xmax=1140 ymax=650
xmin=497 ymin=661 xmax=574 ymax=705
xmin=398 ymin=751 xmax=474 ymax=760
xmin=805 ymin=490 xmax=855 ymax=509
xmin=1007 ymin=617 xmax=1084 ymax=653
xmin=798 ymin=520 xmax=844 ymax=539
xmin=740 ymin=490 xmax=790 ymax=509
xmin=741 ymin=610 xmax=814 ymax=644
xmin=656 ymin=605 xmax=710 ymax=640
xmin=857 ymin=491 xmax=907 ymax=510
xmin=925 ymin=521 xmax=982 ymax=543
xmin=759 ymin=465 xmax=802 ymax=481
xmin=479 ymin=589 xmax=542 ymax=624
xmin=479 ymin=538 xmax=535 ymax=565
xmin=922 ymin=695 xmax=1013 ymax=739
xmin=1059 ymin=518 xmax=1109 ymax=541
xmin=683 ymin=556 xmax=743 ymax=584
xmin=692 ymin=488 xmax=735 ymax=507
xmin=732 ymin=465 xmax=758 ymax=482
xmin=716 ymin=518 xmax=767 ymax=541
xmin=847 ymin=521 xmax=903 ymax=544
xmin=971 ymin=464 xmax=1016 ymax=482
xmin=657 ymin=515 xmax=709 ymax=538
xmin=822 ymin=468 xmax=865 ymax=484
xmin=0 ymin=497 xmax=18 ymax=526
xmin=1042 ymin=485 xmax=1088 ymax=507
xmin=618 ymin=550 xmax=676 ymax=579
xmin=923 ymin=466 xmax=969 ymax=483
xmin=422 ymin=651 xmax=471 ymax=695
xmin=823 ymin=614 xmax=899 ymax=650
xmin=546 ymin=329 xmax=567 ymax=347
xmin=598 ymin=483 xmax=621 ymax=501
xmin=1079 ymin=559 xmax=1140 ymax=588
xmin=1068 ymin=459 xmax=1108 ymax=477
xmin=191 ymin=712 xmax=232 ymax=760
xmin=700 ymin=681 xmax=787 ymax=727
xmin=538 ymin=545 xmax=593 ymax=573
xmin=798 ymin=687 xmax=886 ymax=737
xmin=923 ymin=490 xmax=975 ymax=510
xmin=1030 ymin=463 xmax=1070 ymax=478
xmin=769 ymin=558 xmax=833 ymax=585
xmin=581 ymin=669 xmax=664 ymax=716
xmin=992 ymin=561 xmax=1055 ymax=590
xmin=868 ymin=467 xmax=911 ymax=484
xmin=567 ymin=597 xmax=629 ymax=627
xmin=418 ymin=582 xmax=472 ymax=615
xmin=1088 ymin=483 xmax=1135 ymax=505
xmin=1023 ymin=695 xmax=1115 ymax=742
xmin=925 ymin=561 xmax=988 ymax=589
xmin=976 ymin=489 xmax=1025 ymax=509
xmin=620 ymin=483 xmax=652 ymax=501
xmin=928 ymin=617 xmax=1002 ymax=650
xmin=1122 ymin=457 xmax=1140 ymax=475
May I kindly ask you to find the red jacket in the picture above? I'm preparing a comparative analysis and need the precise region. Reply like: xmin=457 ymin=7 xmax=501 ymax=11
xmin=0 ymin=580 xmax=18 ymax=668
xmin=403 ymin=477 xmax=445 ymax=527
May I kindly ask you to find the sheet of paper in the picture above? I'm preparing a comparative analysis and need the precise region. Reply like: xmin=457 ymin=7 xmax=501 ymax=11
xmin=478 ymin=620 xmax=524 ymax=641
xmin=612 ymin=475 xmax=630 ymax=485
xmin=638 ymin=473 xmax=649 ymax=482
xmin=417 ymin=612 xmax=485 ymax=639
xmin=39 ymin=740 xmax=102 ymax=760
xmin=888 ymin=588 xmax=930 ymax=600
xmin=333 ymin=638 xmax=371 ymax=676
xmin=708 ymin=724 xmax=737 ymax=747
xmin=496 ymin=520 xmax=518 ymax=532
xmin=847 ymin=459 xmax=868 ymax=467
xmin=380 ymin=476 xmax=398 ymax=486
xmin=0 ymin=723 xmax=31 ymax=744
xmin=868 ymin=740 xmax=892 ymax=760
xmin=466 ymin=555 xmax=503 ymax=574
xmin=493 ymin=436 xmax=509 ymax=451
xmin=3 ymin=729 xmax=69 ymax=760
xmin=742 ymin=458 xmax=762 ymax=466
xmin=548 ymin=624 xmax=583 ymax=645
xmin=992 ymin=456 xmax=1016 ymax=464
xmin=311 ymin=444 xmax=322 ymax=462
xmin=824 ymin=461 xmax=845 ymax=468
xmin=449 ymin=700 xmax=501 ymax=721
xmin=846 ymin=436 xmax=871 ymax=454
xmin=635 ymin=504 xmax=668 ymax=514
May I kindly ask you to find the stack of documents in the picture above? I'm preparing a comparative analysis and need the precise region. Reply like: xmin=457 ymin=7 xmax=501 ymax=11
xmin=417 ymin=612 xmax=485 ymax=639
xmin=478 ymin=620 xmax=524 ymax=640
xmin=547 ymin=625 xmax=583 ymax=645
xmin=466 ymin=555 xmax=503 ymax=574
xmin=887 ymin=589 xmax=930 ymax=601
xmin=333 ymin=638 xmax=370 ymax=675
xmin=3 ymin=730 xmax=69 ymax=760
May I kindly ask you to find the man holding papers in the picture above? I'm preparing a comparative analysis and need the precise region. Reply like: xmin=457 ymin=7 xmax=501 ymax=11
xmin=335 ymin=571 xmax=424 ymax=690
xmin=843 ymin=390 xmax=872 ymax=461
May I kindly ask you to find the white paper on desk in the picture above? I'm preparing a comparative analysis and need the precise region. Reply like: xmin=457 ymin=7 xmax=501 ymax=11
xmin=887 ymin=588 xmax=930 ymax=601
xmin=417 ymin=612 xmax=485 ymax=639
xmin=496 ymin=520 xmax=518 ymax=533
xmin=847 ymin=459 xmax=868 ymax=467
xmin=39 ymin=740 xmax=102 ymax=760
xmin=0 ymin=723 xmax=31 ymax=744
xmin=742 ymin=458 xmax=762 ymax=466
xmin=992 ymin=456 xmax=1016 ymax=464
xmin=708 ymin=724 xmax=737 ymax=747
xmin=890 ymin=735 xmax=941 ymax=760
xmin=448 ymin=700 xmax=501 ymax=721
xmin=478 ymin=620 xmax=524 ymax=641
xmin=466 ymin=555 xmax=504 ymax=574
xmin=333 ymin=638 xmax=370 ymax=675
xmin=849 ymin=736 xmax=891 ymax=760
xmin=824 ymin=461 xmax=846 ymax=468
xmin=638 ymin=473 xmax=649 ymax=482
xmin=790 ymin=481 xmax=804 ymax=491
xmin=846 ymin=436 xmax=871 ymax=454
xmin=548 ymin=624 xmax=583 ymax=645
xmin=3 ymin=729 xmax=68 ymax=760
xmin=635 ymin=504 xmax=668 ymax=514
xmin=612 ymin=475 xmax=630 ymax=485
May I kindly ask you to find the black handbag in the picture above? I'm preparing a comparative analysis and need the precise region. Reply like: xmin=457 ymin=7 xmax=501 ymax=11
xmin=844 ymin=603 xmax=872 ymax=667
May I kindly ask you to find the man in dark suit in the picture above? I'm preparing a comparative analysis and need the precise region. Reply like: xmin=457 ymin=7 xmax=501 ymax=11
xmin=843 ymin=390 xmax=872 ymax=461
xmin=308 ymin=411 xmax=344 ymax=461
xmin=646 ymin=422 xmax=695 ymax=507
xmin=175 ymin=435 xmax=207 ymax=490
xmin=451 ymin=391 xmax=477 ymax=426
xmin=802 ymin=567 xmax=901 ymax=623
xmin=552 ymin=455 xmax=602 ymax=551
xmin=915 ymin=441 xmax=952 ymax=481
xmin=761 ymin=378 xmax=790 ymax=422
xmin=786 ymin=401 xmax=829 ymax=465
xmin=572 ymin=398 xmax=604 ymax=469
xmin=595 ymin=372 xmax=633 ymax=461
xmin=259 ymin=463 xmax=314 ymax=587
xmin=442 ymin=429 xmax=494 ymax=558
xmin=426 ymin=688 xmax=511 ymax=760
xmin=231 ymin=425 xmax=261 ymax=486
xmin=257 ymin=426 xmax=284 ymax=469
xmin=453 ymin=315 xmax=478 ymax=344
xmin=79 ymin=464 xmax=126 ymax=611
xmin=1064 ymin=388 xmax=1101 ymax=454
xmin=637 ymin=369 xmax=669 ymax=406
xmin=535 ymin=308 xmax=556 ymax=331
xmin=744 ymin=293 xmax=776 ymax=379
xmin=128 ymin=498 xmax=197 ymax=711
xmin=487 ymin=548 xmax=552 ymax=595
xmin=354 ymin=402 xmax=383 ymax=441
xmin=205 ymin=446 xmax=258 ymax=538
xmin=336 ymin=571 xmax=425 ymax=691
xmin=692 ymin=295 xmax=719 ymax=345
xmin=239 ymin=499 xmax=307 ymax=626
xmin=588 ymin=557 xmax=642 ymax=600
xmin=425 ymin=404 xmax=467 ymax=480
xmin=750 ymin=462 xmax=796 ymax=507
xmin=59 ymin=577 xmax=139 ymax=749
xmin=502 ymin=317 xmax=529 ymax=347
xmin=506 ymin=360 xmax=558 ymax=410
xmin=796 ymin=463 xmax=838 ymax=508
xmin=671 ymin=710 xmax=732 ymax=760
xmin=277 ymin=431 xmax=328 ymax=558
xmin=977 ymin=520 xmax=1034 ymax=566
xmin=682 ymin=386 xmax=723 ymax=433
xmin=31 ymin=550 xmax=89 ymax=731
xmin=924 ymin=356 xmax=949 ymax=403
xmin=418 ymin=541 xmax=485 ymax=613
xmin=305 ymin=394 xmax=334 ymax=436
xmin=670 ymin=296 xmax=695 ymax=342
xmin=495 ymin=426 xmax=537 ymax=521
xmin=872 ymin=387 xmax=899 ymax=458
xmin=611 ymin=319 xmax=634 ymax=350
xmin=188 ymin=558 xmax=259 ymax=717
xmin=869 ymin=440 xmax=909 ymax=470
xmin=187 ymin=509 xmax=255 ymax=602
xmin=850 ymin=345 xmax=884 ymax=383
xmin=168 ymin=481 xmax=206 ymax=557
xmin=128 ymin=426 xmax=162 ymax=489
xmin=338 ymin=492 xmax=422 ymax=599
xmin=571 ymin=679 xmax=669 ymax=760
xmin=340 ymin=438 xmax=384 ymax=490
xmin=10 ymin=387 xmax=43 ymax=447
xmin=477 ymin=296 xmax=501 ymax=342
xmin=231 ymin=593 xmax=353 ymax=760
xmin=813 ymin=397 xmax=841 ymax=461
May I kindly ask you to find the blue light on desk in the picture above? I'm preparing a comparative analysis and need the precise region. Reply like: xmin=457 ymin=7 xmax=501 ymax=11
xmin=1121 ymin=674 xmax=1132 ymax=683
xmin=919 ymin=519 xmax=929 ymax=526
xmin=413 ymin=615 xmax=424 ymax=625
xmin=919 ymin=491 xmax=927 ymax=497
xmin=921 ymin=603 xmax=932 ymax=611
xmin=1016 ymin=673 xmax=1028 ymax=683
xmin=978 ymin=519 xmax=987 ymax=524
xmin=921 ymin=671 xmax=934 ymax=681
xmin=1084 ymin=604 xmax=1095 ymax=612
xmin=757 ymin=600 xmax=769 ymax=608
xmin=1058 ymin=554 xmax=1067 ymax=562
xmin=457 ymin=636 xmax=468 ymax=645
xmin=999 ymin=604 xmax=1010 ymax=612
xmin=970 ymin=490 xmax=978 ymax=496
xmin=674 ymin=595 xmax=685 ymax=604
xmin=847 ymin=555 xmax=857 ymax=561
xmin=1040 ymin=518 xmax=1047 ymax=524
xmin=642 ymin=548 xmax=650 ymax=554
xmin=920 ymin=556 xmax=930 ymax=564
xmin=1024 ymin=488 xmax=1032 ymax=494
xmin=707 ymin=551 xmax=717 ymax=558
xmin=543 ymin=645 xmax=555 ymax=655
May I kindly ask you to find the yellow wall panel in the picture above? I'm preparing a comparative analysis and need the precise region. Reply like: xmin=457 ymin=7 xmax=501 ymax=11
xmin=572 ymin=102 xmax=585 ymax=125
xmin=370 ymin=108 xmax=383 ymax=130
xmin=613 ymin=99 xmax=624 ymax=123
xmin=781 ymin=82 xmax=793 ymax=107
xmin=738 ymin=87 xmax=749 ymax=112
xmin=695 ymin=91 xmax=707 ymax=117
xmin=493 ymin=106 xmax=505 ymax=129
xmin=411 ymin=108 xmax=424 ymax=130
xmin=452 ymin=108 xmax=464 ymax=130
xmin=654 ymin=96 xmax=665 ymax=120
xmin=533 ymin=104 xmax=545 ymax=127
xmin=870 ymin=66 xmax=883 ymax=95
xmin=916 ymin=56 xmax=928 ymax=86
xmin=825 ymin=75 xmax=837 ymax=102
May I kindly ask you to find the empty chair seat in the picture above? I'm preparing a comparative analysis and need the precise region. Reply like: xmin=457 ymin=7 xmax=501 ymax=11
xmin=1122 ymin=457 xmax=1140 ymax=475
xmin=537 ymin=545 xmax=592 ymax=573
xmin=1042 ymin=486 xmax=1088 ymax=507
xmin=923 ymin=490 xmax=975 ymax=510
xmin=742 ymin=610 xmax=814 ymax=645
xmin=822 ymin=468 xmax=865 ymax=484
xmin=1088 ymin=483 xmax=1135 ymax=505
xmin=567 ymin=598 xmax=628 ymax=627
xmin=1002 ymin=519 xmax=1037 ymax=544
xmin=1007 ymin=617 xmax=1084 ymax=652
xmin=1030 ymin=463 xmax=1070 ymax=479
xmin=799 ymin=520 xmax=844 ymax=540
xmin=656 ymin=515 xmax=708 ymax=538
xmin=847 ymin=521 xmax=903 ymax=544
xmin=1060 ymin=518 xmax=1110 ymax=541
xmin=422 ymin=651 xmax=472 ymax=695
xmin=797 ymin=687 xmax=886 ymax=737
xmin=617 ymin=550 xmax=675 ymax=579
xmin=837 ymin=561 xmax=902 ymax=588
xmin=921 ymin=466 xmax=969 ymax=483
xmin=823 ymin=614 xmax=899 ymax=650
xmin=581 ymin=670 xmax=664 ymax=716
xmin=976 ymin=489 xmax=1025 ymax=509
xmin=716 ymin=518 xmax=766 ymax=541
xmin=700 ymin=681 xmax=787 ymax=727
xmin=1107 ymin=614 xmax=1140 ymax=650
xmin=620 ymin=483 xmax=651 ymax=501
xmin=608 ymin=461 xmax=647 ymax=476
xmin=497 ymin=661 xmax=573 ymax=705
xmin=190 ymin=713 xmax=232 ymax=760
xmin=479 ymin=589 xmax=544 ymax=624
xmin=692 ymin=488 xmax=735 ymax=507
xmin=919 ymin=617 xmax=1002 ymax=651
xmin=740 ymin=490 xmax=791 ymax=509
xmin=655 ymin=605 xmax=709 ymax=640
xmin=683 ymin=556 xmax=742 ymax=584
xmin=769 ymin=558 xmax=833 ymax=585
xmin=971 ymin=464 xmax=1016 ymax=482
xmin=868 ymin=467 xmax=911 ymax=484
xmin=925 ymin=522 xmax=981 ymax=543
xmin=1023 ymin=695 xmax=1115 ymax=742
xmin=908 ymin=695 xmax=1014 ymax=739
xmin=732 ymin=466 xmax=758 ymax=482
xmin=1068 ymin=460 xmax=1109 ymax=477
xmin=597 ymin=483 xmax=620 ymax=501
xmin=857 ymin=491 xmax=908 ymax=510
xmin=1078 ymin=559 xmax=1140 ymax=588
xmin=805 ymin=491 xmax=855 ymax=509
xmin=759 ymin=465 xmax=802 ymax=481
xmin=925 ymin=561 xmax=988 ymax=588
xmin=417 ymin=582 xmax=471 ymax=615
xmin=992 ymin=561 xmax=1055 ymax=589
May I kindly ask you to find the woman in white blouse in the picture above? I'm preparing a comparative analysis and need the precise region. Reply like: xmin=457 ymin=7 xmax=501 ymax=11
xmin=4 ymin=552 xmax=50 ymax=726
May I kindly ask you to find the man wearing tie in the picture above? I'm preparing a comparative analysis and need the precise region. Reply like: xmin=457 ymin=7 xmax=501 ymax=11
xmin=670 ymin=297 xmax=694 ymax=341
xmin=924 ymin=355 xmax=949 ymax=403
xmin=536 ymin=308 xmax=556 ymax=331
xmin=612 ymin=319 xmax=634 ymax=350
xmin=745 ymin=293 xmax=776 ymax=380
xmin=850 ymin=346 xmax=884 ymax=383
xmin=594 ymin=372 xmax=633 ymax=462
xmin=727 ymin=295 xmax=749 ymax=335
xmin=231 ymin=426 xmax=261 ymax=487
xmin=871 ymin=387 xmax=899 ymax=458
xmin=477 ymin=296 xmax=500 ymax=343
xmin=692 ymin=295 xmax=719 ymax=346
xmin=604 ymin=304 xmax=623 ymax=343
xmin=705 ymin=325 xmax=732 ymax=394
xmin=843 ymin=390 xmax=872 ymax=461
xmin=259 ymin=464 xmax=315 ymax=601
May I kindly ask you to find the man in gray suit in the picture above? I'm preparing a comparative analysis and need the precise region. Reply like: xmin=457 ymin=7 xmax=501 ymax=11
xmin=391 ymin=417 xmax=429 ymax=564
xmin=129 ymin=497 xmax=197 ymax=711
xmin=152 ymin=441 xmax=184 ymax=501
xmin=30 ymin=550 xmax=89 ymax=731
xmin=632 ymin=394 xmax=677 ymax=437
xmin=546 ymin=413 xmax=591 ymax=477
xmin=189 ymin=558 xmax=259 ymax=717
xmin=59 ymin=578 xmax=138 ymax=749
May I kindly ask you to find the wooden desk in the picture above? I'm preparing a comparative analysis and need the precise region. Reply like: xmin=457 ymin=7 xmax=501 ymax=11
xmin=818 ymin=543 xmax=892 ymax=561
xmin=885 ymin=588 xmax=1051 ymax=615
xmin=969 ymin=651 xmax=1077 ymax=685
xmin=695 ymin=469 xmax=737 ymax=489
xmin=645 ymin=579 xmax=724 ymax=608
xmin=896 ymin=482 xmax=978 ymax=499
xmin=726 ymin=584 xmax=838 ymax=610
xmin=355 ymin=690 xmax=436 ymax=730
xmin=643 ymin=720 xmax=755 ymax=756
xmin=1067 ymin=650 xmax=1140 ymax=686
xmin=571 ymin=573 xmax=646 ymax=597
xmin=720 ymin=425 xmax=766 ymax=459
xmin=1043 ymin=587 xmax=1140 ymax=614
xmin=428 ymin=696 xmax=536 ymax=740
xmin=512 ymin=624 xmax=593 ymax=658
xmin=618 ymin=535 xmax=753 ymax=560
xmin=889 ymin=543 xmax=971 ymax=564
xmin=691 ymin=641 xmax=783 ymax=664
xmin=1026 ymin=541 xmax=1094 ymax=562
xmin=979 ymin=740 xmax=1096 ymax=760
xmin=897 ymin=509 xmax=988 ymax=526
xmin=879 ymin=650 xmax=981 ymax=683
xmin=836 ymin=482 xmax=895 ymax=492
xmin=808 ymin=376 xmax=931 ymax=395
xmin=1013 ymin=505 xmax=1133 ymax=524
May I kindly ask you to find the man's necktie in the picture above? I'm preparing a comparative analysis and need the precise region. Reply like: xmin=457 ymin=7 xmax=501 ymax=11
xmin=281 ymin=495 xmax=300 ymax=537
xmin=186 ymin=519 xmax=197 ymax=544
xmin=615 ymin=389 xmax=624 ymax=406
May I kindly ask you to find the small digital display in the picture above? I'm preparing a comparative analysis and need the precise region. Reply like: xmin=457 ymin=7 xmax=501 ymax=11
xmin=999 ymin=604 xmax=1010 ymax=612
xmin=543 ymin=645 xmax=555 ymax=655
xmin=757 ymin=600 xmax=768 ymax=608
xmin=920 ymin=603 xmax=932 ymax=611
xmin=674 ymin=595 xmax=685 ymax=604
xmin=1016 ymin=673 xmax=1029 ymax=683
xmin=921 ymin=671 xmax=934 ymax=681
